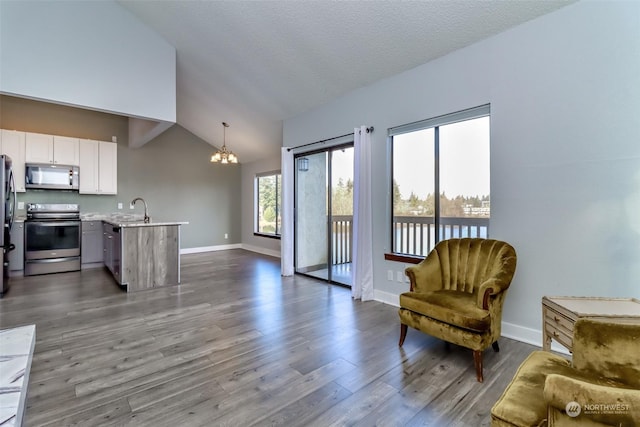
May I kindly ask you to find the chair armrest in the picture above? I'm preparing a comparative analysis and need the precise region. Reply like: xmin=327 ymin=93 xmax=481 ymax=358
xmin=475 ymin=278 xmax=507 ymax=309
xmin=405 ymin=258 xmax=442 ymax=293
xmin=543 ymin=373 xmax=640 ymax=425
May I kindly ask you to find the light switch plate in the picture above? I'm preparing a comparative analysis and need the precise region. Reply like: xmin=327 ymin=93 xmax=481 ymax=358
xmin=17 ymin=201 xmax=24 ymax=210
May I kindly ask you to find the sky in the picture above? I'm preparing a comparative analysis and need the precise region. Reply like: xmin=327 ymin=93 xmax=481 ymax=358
xmin=330 ymin=147 xmax=353 ymax=187
xmin=393 ymin=116 xmax=490 ymax=199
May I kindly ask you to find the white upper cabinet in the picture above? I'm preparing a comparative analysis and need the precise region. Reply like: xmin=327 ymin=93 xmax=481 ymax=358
xmin=79 ymin=139 xmax=117 ymax=195
xmin=25 ymin=132 xmax=53 ymax=164
xmin=0 ymin=129 xmax=26 ymax=192
xmin=53 ymin=136 xmax=80 ymax=165
xmin=25 ymin=132 xmax=79 ymax=165
xmin=78 ymin=139 xmax=98 ymax=194
xmin=98 ymin=141 xmax=117 ymax=194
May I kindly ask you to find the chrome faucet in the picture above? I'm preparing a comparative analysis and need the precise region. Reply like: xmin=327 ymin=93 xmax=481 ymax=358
xmin=131 ymin=197 xmax=150 ymax=223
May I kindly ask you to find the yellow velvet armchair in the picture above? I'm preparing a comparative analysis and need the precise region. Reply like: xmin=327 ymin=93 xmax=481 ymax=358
xmin=491 ymin=318 xmax=640 ymax=427
xmin=398 ymin=238 xmax=517 ymax=382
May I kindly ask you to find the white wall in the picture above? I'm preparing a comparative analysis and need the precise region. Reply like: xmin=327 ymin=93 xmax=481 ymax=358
xmin=0 ymin=0 xmax=176 ymax=122
xmin=283 ymin=1 xmax=640 ymax=339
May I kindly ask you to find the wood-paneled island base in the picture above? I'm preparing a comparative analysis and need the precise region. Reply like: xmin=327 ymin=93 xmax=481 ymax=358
xmin=102 ymin=220 xmax=188 ymax=292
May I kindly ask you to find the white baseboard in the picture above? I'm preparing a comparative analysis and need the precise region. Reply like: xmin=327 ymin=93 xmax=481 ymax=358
xmin=180 ymin=244 xmax=280 ymax=258
xmin=241 ymin=244 xmax=281 ymax=258
xmin=181 ymin=244 xmax=242 ymax=254
xmin=501 ymin=321 xmax=570 ymax=355
xmin=375 ymin=291 xmax=569 ymax=354
xmin=374 ymin=289 xmax=400 ymax=307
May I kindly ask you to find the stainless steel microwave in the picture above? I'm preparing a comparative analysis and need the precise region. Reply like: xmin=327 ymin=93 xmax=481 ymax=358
xmin=25 ymin=163 xmax=79 ymax=191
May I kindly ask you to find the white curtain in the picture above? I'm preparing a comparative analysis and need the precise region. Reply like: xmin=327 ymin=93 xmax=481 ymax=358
xmin=352 ymin=126 xmax=374 ymax=300
xmin=280 ymin=147 xmax=294 ymax=276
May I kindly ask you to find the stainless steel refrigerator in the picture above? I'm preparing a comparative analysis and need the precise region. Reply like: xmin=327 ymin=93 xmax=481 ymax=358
xmin=1 ymin=155 xmax=16 ymax=297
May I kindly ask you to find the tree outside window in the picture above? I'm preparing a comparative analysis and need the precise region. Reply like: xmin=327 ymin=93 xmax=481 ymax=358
xmin=256 ymin=172 xmax=281 ymax=237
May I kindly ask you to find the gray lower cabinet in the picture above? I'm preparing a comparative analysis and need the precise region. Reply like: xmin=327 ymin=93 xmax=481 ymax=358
xmin=102 ymin=222 xmax=122 ymax=283
xmin=103 ymin=222 xmax=112 ymax=272
xmin=9 ymin=222 xmax=24 ymax=271
xmin=81 ymin=221 xmax=104 ymax=264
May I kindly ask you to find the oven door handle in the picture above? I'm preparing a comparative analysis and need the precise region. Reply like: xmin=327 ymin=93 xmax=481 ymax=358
xmin=26 ymin=221 xmax=81 ymax=227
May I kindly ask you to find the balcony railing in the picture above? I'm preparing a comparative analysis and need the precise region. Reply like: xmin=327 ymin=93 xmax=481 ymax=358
xmin=392 ymin=215 xmax=489 ymax=257
xmin=331 ymin=215 xmax=353 ymax=265
xmin=329 ymin=215 xmax=489 ymax=265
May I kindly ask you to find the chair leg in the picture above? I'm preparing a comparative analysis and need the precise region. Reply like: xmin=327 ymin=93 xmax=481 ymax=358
xmin=473 ymin=350 xmax=484 ymax=383
xmin=492 ymin=341 xmax=500 ymax=352
xmin=399 ymin=324 xmax=408 ymax=347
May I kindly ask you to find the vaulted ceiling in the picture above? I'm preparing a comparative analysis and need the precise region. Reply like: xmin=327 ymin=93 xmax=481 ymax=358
xmin=118 ymin=1 xmax=573 ymax=163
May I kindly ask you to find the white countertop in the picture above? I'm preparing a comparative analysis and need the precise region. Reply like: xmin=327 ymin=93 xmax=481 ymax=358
xmin=0 ymin=325 xmax=35 ymax=427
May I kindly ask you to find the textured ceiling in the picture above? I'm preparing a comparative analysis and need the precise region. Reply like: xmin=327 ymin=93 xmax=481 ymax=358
xmin=118 ymin=0 xmax=573 ymax=163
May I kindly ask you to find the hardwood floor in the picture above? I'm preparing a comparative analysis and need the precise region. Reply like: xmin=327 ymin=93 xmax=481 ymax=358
xmin=0 ymin=250 xmax=538 ymax=426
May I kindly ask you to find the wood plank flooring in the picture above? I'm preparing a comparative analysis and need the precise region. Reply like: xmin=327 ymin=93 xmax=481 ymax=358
xmin=0 ymin=249 xmax=538 ymax=426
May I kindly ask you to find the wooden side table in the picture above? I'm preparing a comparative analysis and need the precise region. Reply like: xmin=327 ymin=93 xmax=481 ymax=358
xmin=542 ymin=296 xmax=640 ymax=352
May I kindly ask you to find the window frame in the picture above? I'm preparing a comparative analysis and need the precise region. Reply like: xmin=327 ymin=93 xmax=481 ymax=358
xmin=254 ymin=170 xmax=282 ymax=239
xmin=386 ymin=104 xmax=490 ymax=261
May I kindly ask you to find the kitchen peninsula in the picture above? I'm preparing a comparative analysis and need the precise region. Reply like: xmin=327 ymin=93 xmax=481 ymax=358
xmin=101 ymin=219 xmax=188 ymax=292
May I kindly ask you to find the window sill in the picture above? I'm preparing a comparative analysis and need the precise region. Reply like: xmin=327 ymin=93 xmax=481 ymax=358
xmin=384 ymin=253 xmax=424 ymax=264
xmin=254 ymin=232 xmax=281 ymax=240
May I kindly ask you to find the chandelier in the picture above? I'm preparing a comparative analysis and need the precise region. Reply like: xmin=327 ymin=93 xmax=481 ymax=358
xmin=210 ymin=122 xmax=238 ymax=164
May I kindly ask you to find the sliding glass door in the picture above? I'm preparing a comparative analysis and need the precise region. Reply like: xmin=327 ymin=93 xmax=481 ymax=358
xmin=295 ymin=145 xmax=354 ymax=286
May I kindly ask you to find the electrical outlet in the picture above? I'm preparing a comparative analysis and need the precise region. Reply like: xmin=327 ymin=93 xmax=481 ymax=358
xmin=224 ymin=233 xmax=228 ymax=239
xmin=17 ymin=201 xmax=24 ymax=210
xmin=396 ymin=271 xmax=404 ymax=282
xmin=117 ymin=202 xmax=123 ymax=210
xmin=112 ymin=136 xmax=117 ymax=143
xmin=387 ymin=270 xmax=393 ymax=281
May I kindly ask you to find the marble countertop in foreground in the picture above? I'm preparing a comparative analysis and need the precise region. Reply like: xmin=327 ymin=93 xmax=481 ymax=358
xmin=0 ymin=325 xmax=35 ymax=427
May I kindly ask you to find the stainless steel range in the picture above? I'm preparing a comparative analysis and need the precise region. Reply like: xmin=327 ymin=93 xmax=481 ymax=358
xmin=25 ymin=203 xmax=81 ymax=276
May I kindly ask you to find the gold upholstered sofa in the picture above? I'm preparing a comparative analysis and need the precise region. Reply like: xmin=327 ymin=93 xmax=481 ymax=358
xmin=398 ymin=238 xmax=517 ymax=382
xmin=491 ymin=318 xmax=640 ymax=427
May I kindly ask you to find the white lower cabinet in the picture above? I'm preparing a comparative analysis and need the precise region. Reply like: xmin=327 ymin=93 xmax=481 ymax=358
xmin=79 ymin=140 xmax=117 ymax=195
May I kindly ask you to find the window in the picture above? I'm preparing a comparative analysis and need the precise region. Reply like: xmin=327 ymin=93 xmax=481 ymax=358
xmin=255 ymin=172 xmax=281 ymax=237
xmin=390 ymin=105 xmax=490 ymax=257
